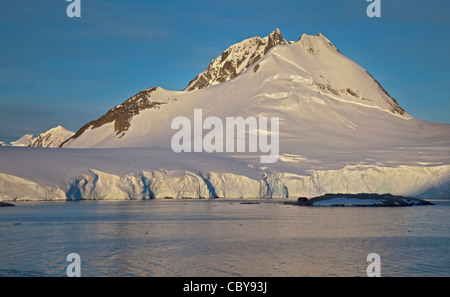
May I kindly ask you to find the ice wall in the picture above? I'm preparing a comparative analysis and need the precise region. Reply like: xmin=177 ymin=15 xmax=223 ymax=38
xmin=1 ymin=165 xmax=449 ymax=201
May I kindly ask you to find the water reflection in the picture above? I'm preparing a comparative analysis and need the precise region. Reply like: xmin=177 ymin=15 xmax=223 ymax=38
xmin=0 ymin=200 xmax=449 ymax=277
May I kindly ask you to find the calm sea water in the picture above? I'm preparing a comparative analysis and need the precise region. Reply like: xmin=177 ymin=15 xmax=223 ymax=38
xmin=0 ymin=199 xmax=449 ymax=277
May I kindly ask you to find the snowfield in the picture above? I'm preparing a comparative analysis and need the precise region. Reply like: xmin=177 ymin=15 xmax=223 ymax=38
xmin=0 ymin=146 xmax=448 ymax=201
xmin=0 ymin=31 xmax=449 ymax=201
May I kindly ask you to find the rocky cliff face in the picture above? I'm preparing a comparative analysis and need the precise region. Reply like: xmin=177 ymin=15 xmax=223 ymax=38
xmin=60 ymin=87 xmax=166 ymax=147
xmin=184 ymin=29 xmax=287 ymax=91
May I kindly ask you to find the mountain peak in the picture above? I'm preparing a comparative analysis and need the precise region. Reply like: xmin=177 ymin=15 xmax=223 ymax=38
xmin=63 ymin=29 xmax=410 ymax=147
xmin=269 ymin=28 xmax=283 ymax=40
xmin=267 ymin=28 xmax=286 ymax=51
xmin=7 ymin=126 xmax=74 ymax=148
xmin=296 ymin=33 xmax=340 ymax=54
xmin=30 ymin=126 xmax=74 ymax=148
xmin=10 ymin=134 xmax=34 ymax=147
xmin=184 ymin=29 xmax=287 ymax=91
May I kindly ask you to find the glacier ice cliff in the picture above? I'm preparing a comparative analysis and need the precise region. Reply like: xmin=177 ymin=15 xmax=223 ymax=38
xmin=1 ymin=165 xmax=448 ymax=201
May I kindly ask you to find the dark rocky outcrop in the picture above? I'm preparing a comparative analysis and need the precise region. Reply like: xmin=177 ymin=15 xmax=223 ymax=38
xmin=0 ymin=202 xmax=15 ymax=207
xmin=297 ymin=193 xmax=434 ymax=207
xmin=184 ymin=29 xmax=287 ymax=91
xmin=60 ymin=87 xmax=166 ymax=146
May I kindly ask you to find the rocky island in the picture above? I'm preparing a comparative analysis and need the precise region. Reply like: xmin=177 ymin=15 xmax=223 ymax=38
xmin=296 ymin=193 xmax=434 ymax=207
xmin=0 ymin=202 xmax=14 ymax=207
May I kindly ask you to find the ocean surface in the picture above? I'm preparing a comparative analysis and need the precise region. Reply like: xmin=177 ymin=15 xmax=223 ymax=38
xmin=0 ymin=199 xmax=449 ymax=277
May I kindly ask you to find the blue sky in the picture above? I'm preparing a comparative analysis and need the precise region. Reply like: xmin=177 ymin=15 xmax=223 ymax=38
xmin=0 ymin=0 xmax=449 ymax=142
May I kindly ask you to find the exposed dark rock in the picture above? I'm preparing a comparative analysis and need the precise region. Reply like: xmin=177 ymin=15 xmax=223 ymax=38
xmin=297 ymin=193 xmax=434 ymax=207
xmin=264 ymin=29 xmax=285 ymax=54
xmin=61 ymin=87 xmax=166 ymax=146
xmin=297 ymin=197 xmax=309 ymax=206
xmin=316 ymin=82 xmax=340 ymax=96
xmin=184 ymin=29 xmax=287 ymax=91
xmin=0 ymin=202 xmax=15 ymax=207
xmin=346 ymin=88 xmax=360 ymax=98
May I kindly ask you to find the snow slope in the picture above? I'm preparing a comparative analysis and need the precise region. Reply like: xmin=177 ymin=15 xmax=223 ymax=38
xmin=0 ymin=30 xmax=449 ymax=201
xmin=10 ymin=134 xmax=34 ymax=147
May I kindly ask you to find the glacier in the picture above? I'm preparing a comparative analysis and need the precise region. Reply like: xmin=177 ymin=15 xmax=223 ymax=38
xmin=0 ymin=30 xmax=449 ymax=202
xmin=0 ymin=151 xmax=448 ymax=201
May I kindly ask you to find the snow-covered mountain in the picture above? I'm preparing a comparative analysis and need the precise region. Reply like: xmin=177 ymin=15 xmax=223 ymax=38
xmin=10 ymin=134 xmax=34 ymax=147
xmin=62 ymin=31 xmax=410 ymax=149
xmin=9 ymin=126 xmax=74 ymax=148
xmin=30 ymin=126 xmax=74 ymax=148
xmin=1 ymin=29 xmax=449 ymax=201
